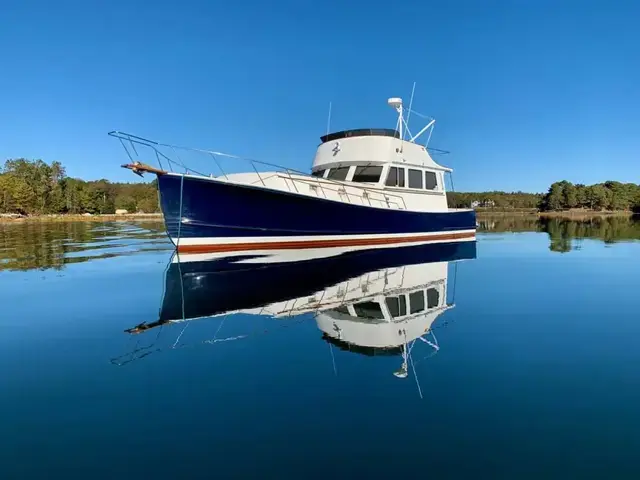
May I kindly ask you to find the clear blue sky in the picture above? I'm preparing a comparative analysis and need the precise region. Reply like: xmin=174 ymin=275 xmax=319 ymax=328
xmin=1 ymin=0 xmax=638 ymax=192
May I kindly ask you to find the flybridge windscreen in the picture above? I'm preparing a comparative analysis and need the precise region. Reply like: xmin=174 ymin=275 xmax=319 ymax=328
xmin=320 ymin=128 xmax=400 ymax=143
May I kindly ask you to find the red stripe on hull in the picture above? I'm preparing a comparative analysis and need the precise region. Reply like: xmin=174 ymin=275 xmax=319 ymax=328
xmin=176 ymin=232 xmax=476 ymax=253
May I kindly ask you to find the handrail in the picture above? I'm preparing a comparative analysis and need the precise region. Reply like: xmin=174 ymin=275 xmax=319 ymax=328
xmin=285 ymin=174 xmax=406 ymax=210
xmin=109 ymin=131 xmax=408 ymax=210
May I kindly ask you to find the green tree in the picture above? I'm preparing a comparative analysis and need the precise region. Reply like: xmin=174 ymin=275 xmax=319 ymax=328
xmin=632 ymin=193 xmax=640 ymax=214
xmin=542 ymin=182 xmax=566 ymax=211
xmin=575 ymin=184 xmax=588 ymax=208
xmin=588 ymin=184 xmax=610 ymax=210
xmin=115 ymin=195 xmax=136 ymax=212
xmin=563 ymin=182 xmax=578 ymax=209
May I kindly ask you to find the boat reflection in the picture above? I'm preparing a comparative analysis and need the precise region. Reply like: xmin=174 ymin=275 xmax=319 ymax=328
xmin=115 ymin=242 xmax=476 ymax=381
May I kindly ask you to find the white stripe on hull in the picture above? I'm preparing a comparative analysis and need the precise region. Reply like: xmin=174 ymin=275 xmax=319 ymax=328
xmin=170 ymin=230 xmax=476 ymax=258
xmin=171 ymin=229 xmax=477 ymax=246
xmin=172 ymin=237 xmax=474 ymax=264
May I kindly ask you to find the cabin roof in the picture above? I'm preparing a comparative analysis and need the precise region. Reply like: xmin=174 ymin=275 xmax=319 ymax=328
xmin=320 ymin=128 xmax=400 ymax=144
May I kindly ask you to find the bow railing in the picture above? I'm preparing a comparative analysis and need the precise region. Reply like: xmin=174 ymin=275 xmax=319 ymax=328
xmin=109 ymin=131 xmax=407 ymax=210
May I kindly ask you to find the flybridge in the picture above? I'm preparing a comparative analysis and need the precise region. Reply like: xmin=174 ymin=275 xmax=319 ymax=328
xmin=319 ymin=96 xmax=442 ymax=152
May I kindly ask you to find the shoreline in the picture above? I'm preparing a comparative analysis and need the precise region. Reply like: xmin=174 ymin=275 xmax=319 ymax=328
xmin=0 ymin=210 xmax=635 ymax=224
xmin=476 ymin=209 xmax=635 ymax=219
xmin=0 ymin=213 xmax=164 ymax=224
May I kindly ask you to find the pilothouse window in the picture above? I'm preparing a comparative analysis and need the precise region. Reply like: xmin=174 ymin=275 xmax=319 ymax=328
xmin=426 ymin=288 xmax=440 ymax=308
xmin=409 ymin=291 xmax=425 ymax=313
xmin=311 ymin=169 xmax=325 ymax=178
xmin=408 ymin=169 xmax=423 ymax=189
xmin=353 ymin=301 xmax=385 ymax=319
xmin=425 ymin=171 xmax=438 ymax=190
xmin=332 ymin=305 xmax=350 ymax=315
xmin=352 ymin=166 xmax=383 ymax=183
xmin=326 ymin=167 xmax=350 ymax=181
xmin=386 ymin=296 xmax=407 ymax=318
xmin=385 ymin=167 xmax=405 ymax=187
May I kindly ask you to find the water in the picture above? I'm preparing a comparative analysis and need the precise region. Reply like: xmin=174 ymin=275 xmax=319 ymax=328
xmin=1 ymin=217 xmax=639 ymax=478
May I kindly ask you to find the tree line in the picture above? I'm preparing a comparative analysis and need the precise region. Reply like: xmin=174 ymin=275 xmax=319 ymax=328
xmin=2 ymin=158 xmax=639 ymax=216
xmin=0 ymin=158 xmax=159 ymax=215
xmin=449 ymin=181 xmax=640 ymax=213
xmin=539 ymin=180 xmax=640 ymax=212
xmin=448 ymin=191 xmax=543 ymax=210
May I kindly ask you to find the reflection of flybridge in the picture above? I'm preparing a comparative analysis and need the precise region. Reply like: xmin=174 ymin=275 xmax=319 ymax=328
xmin=241 ymin=259 xmax=450 ymax=360
xmin=312 ymin=260 xmax=450 ymax=384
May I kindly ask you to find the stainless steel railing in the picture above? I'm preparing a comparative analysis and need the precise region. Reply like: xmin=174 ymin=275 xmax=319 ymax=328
xmin=108 ymin=131 xmax=407 ymax=211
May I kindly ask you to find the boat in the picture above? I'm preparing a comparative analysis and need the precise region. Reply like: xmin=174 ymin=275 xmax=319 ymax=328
xmin=110 ymin=96 xmax=476 ymax=254
xmin=114 ymin=241 xmax=477 ymax=381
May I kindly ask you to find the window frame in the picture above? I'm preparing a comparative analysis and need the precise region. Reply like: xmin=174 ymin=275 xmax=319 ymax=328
xmin=426 ymin=287 xmax=440 ymax=309
xmin=424 ymin=171 xmax=438 ymax=190
xmin=353 ymin=301 xmax=385 ymax=319
xmin=408 ymin=169 xmax=424 ymax=189
xmin=352 ymin=165 xmax=383 ymax=184
xmin=385 ymin=166 xmax=406 ymax=188
xmin=326 ymin=166 xmax=351 ymax=181
xmin=385 ymin=295 xmax=408 ymax=318
xmin=409 ymin=290 xmax=425 ymax=314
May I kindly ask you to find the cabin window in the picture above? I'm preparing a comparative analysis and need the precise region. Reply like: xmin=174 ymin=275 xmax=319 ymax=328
xmin=425 ymin=171 xmax=438 ymax=190
xmin=353 ymin=301 xmax=385 ymax=319
xmin=385 ymin=167 xmax=405 ymax=187
xmin=409 ymin=291 xmax=425 ymax=313
xmin=385 ymin=296 xmax=407 ymax=318
xmin=408 ymin=169 xmax=423 ymax=189
xmin=352 ymin=165 xmax=383 ymax=183
xmin=426 ymin=288 xmax=440 ymax=308
xmin=326 ymin=167 xmax=350 ymax=181
xmin=332 ymin=305 xmax=350 ymax=315
xmin=311 ymin=169 xmax=325 ymax=178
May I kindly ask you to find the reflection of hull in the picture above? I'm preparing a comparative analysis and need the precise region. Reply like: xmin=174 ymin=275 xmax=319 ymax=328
xmin=159 ymin=241 xmax=476 ymax=323
xmin=159 ymin=174 xmax=476 ymax=253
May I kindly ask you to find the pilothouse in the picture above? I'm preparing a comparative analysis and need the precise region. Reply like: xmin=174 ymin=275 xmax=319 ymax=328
xmin=310 ymin=97 xmax=455 ymax=213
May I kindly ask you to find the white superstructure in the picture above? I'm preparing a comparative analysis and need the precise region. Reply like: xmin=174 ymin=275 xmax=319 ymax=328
xmin=215 ymin=97 xmax=462 ymax=213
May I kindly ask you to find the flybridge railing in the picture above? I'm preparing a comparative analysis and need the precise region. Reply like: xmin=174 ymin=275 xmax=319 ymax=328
xmin=108 ymin=131 xmax=407 ymax=211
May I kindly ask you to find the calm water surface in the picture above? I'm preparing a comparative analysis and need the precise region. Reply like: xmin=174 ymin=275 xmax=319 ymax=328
xmin=1 ymin=218 xmax=639 ymax=479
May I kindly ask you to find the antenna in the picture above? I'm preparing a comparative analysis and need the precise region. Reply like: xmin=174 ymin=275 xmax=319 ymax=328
xmin=406 ymin=82 xmax=416 ymax=127
xmin=409 ymin=118 xmax=435 ymax=143
xmin=387 ymin=97 xmax=403 ymax=140
xmin=326 ymin=101 xmax=332 ymax=136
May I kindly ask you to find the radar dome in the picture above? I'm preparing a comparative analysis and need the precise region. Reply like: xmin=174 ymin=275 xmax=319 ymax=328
xmin=387 ymin=97 xmax=403 ymax=109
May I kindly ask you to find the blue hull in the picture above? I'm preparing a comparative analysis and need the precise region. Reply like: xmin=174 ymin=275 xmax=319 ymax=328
xmin=157 ymin=174 xmax=476 ymax=251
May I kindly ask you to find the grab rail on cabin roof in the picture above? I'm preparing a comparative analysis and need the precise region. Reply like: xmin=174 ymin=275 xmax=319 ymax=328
xmin=108 ymin=131 xmax=408 ymax=210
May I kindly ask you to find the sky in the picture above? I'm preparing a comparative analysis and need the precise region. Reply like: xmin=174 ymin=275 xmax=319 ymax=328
xmin=0 ymin=0 xmax=638 ymax=193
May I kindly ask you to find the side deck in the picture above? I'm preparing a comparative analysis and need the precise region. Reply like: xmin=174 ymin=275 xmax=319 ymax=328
xmin=221 ymin=169 xmax=458 ymax=213
xmin=223 ymin=171 xmax=410 ymax=211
